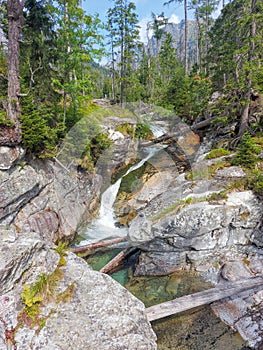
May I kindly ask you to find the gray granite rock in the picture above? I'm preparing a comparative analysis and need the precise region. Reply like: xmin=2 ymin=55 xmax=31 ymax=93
xmin=212 ymin=262 xmax=263 ymax=350
xmin=0 ymin=159 xmax=101 ymax=242
xmin=129 ymin=191 xmax=262 ymax=275
xmin=0 ymin=165 xmax=46 ymax=224
xmin=0 ymin=230 xmax=157 ymax=350
xmin=215 ymin=165 xmax=246 ymax=179
xmin=221 ymin=261 xmax=253 ymax=282
xmin=0 ymin=146 xmax=25 ymax=170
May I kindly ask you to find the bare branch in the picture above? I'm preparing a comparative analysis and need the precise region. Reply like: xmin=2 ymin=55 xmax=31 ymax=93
xmin=0 ymin=73 xmax=7 ymax=80
xmin=17 ymin=59 xmax=43 ymax=97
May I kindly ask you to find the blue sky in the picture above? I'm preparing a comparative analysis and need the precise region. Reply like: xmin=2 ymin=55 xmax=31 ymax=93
xmin=83 ymin=0 xmax=190 ymax=42
xmin=83 ymin=0 xmax=186 ymax=22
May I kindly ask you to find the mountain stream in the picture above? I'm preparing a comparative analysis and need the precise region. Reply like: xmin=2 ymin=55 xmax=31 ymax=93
xmin=77 ymin=145 xmax=162 ymax=246
xmin=76 ymin=126 xmax=250 ymax=350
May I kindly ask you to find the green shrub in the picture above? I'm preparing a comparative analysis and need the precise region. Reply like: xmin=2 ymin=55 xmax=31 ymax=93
xmin=226 ymin=178 xmax=248 ymax=192
xmin=210 ymin=116 xmax=229 ymax=126
xmin=231 ymin=133 xmax=261 ymax=169
xmin=90 ymin=132 xmax=112 ymax=163
xmin=207 ymin=191 xmax=228 ymax=202
xmin=18 ymin=244 xmax=74 ymax=331
xmin=249 ymin=170 xmax=263 ymax=197
xmin=205 ymin=148 xmax=231 ymax=159
xmin=0 ymin=109 xmax=14 ymax=127
xmin=78 ymin=132 xmax=112 ymax=170
xmin=21 ymin=97 xmax=59 ymax=158
xmin=135 ymin=122 xmax=153 ymax=139
xmin=116 ymin=123 xmax=135 ymax=137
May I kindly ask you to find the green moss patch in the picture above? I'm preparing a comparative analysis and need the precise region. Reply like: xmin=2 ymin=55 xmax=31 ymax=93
xmin=205 ymin=148 xmax=231 ymax=159
xmin=17 ymin=243 xmax=74 ymax=332
xmin=152 ymin=197 xmax=207 ymax=221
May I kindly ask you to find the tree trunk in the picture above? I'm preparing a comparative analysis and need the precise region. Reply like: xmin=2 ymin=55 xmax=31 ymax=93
xmin=238 ymin=0 xmax=256 ymax=137
xmin=204 ymin=0 xmax=209 ymax=75
xmin=110 ymin=34 xmax=116 ymax=102
xmin=69 ymin=237 xmax=127 ymax=255
xmin=5 ymin=0 xmax=25 ymax=144
xmin=238 ymin=102 xmax=250 ymax=137
xmin=195 ymin=13 xmax=200 ymax=69
xmin=100 ymin=246 xmax=137 ymax=274
xmin=184 ymin=0 xmax=188 ymax=74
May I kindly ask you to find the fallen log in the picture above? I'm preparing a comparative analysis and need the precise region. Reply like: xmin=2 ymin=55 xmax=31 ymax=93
xmin=191 ymin=117 xmax=218 ymax=131
xmin=146 ymin=275 xmax=263 ymax=322
xmin=69 ymin=237 xmax=127 ymax=254
xmin=100 ymin=246 xmax=139 ymax=274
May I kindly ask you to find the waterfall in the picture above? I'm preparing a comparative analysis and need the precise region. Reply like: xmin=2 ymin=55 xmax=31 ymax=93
xmin=150 ymin=125 xmax=166 ymax=138
xmin=77 ymin=146 xmax=162 ymax=245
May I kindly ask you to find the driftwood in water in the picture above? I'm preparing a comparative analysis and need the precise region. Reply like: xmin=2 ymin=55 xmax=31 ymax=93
xmin=69 ymin=237 xmax=127 ymax=254
xmin=146 ymin=275 xmax=263 ymax=322
xmin=100 ymin=246 xmax=138 ymax=274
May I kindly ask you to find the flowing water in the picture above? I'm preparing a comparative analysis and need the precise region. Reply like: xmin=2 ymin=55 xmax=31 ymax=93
xmin=150 ymin=125 xmax=166 ymax=138
xmin=77 ymin=145 xmax=163 ymax=246
xmin=85 ymin=252 xmax=250 ymax=350
xmin=77 ymin=125 xmax=250 ymax=349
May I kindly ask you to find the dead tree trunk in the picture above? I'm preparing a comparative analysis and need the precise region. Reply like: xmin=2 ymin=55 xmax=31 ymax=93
xmin=69 ymin=237 xmax=127 ymax=255
xmin=100 ymin=246 xmax=137 ymax=274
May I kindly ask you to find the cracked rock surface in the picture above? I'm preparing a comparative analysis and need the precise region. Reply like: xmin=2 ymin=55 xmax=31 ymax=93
xmin=0 ymin=230 xmax=157 ymax=350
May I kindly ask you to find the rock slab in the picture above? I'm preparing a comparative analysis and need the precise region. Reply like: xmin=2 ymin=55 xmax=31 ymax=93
xmin=0 ymin=229 xmax=157 ymax=350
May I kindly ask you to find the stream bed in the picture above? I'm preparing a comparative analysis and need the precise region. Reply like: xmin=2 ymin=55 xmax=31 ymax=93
xmin=86 ymin=250 xmax=250 ymax=350
xmin=76 ymin=130 xmax=251 ymax=349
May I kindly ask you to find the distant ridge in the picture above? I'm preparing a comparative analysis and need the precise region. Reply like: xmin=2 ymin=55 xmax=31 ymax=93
xmin=148 ymin=20 xmax=198 ymax=68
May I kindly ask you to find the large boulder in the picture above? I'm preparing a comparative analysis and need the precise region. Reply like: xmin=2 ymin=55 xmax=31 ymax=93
xmin=0 ymin=228 xmax=157 ymax=350
xmin=128 ymin=161 xmax=262 ymax=276
xmin=0 ymin=159 xmax=101 ymax=243
xmin=14 ymin=161 xmax=101 ymax=242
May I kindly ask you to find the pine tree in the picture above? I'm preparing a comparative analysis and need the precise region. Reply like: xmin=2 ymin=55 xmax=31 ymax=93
xmin=20 ymin=0 xmax=60 ymax=112
xmin=107 ymin=0 xmax=140 ymax=105
xmin=151 ymin=12 xmax=167 ymax=56
xmin=159 ymin=33 xmax=178 ymax=85
xmin=164 ymin=0 xmax=190 ymax=74
xmin=209 ymin=0 xmax=263 ymax=137
xmin=191 ymin=0 xmax=219 ymax=73
xmin=52 ymin=0 xmax=103 ymax=126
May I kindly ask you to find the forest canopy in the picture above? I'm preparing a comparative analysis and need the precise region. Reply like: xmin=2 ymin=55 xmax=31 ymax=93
xmin=0 ymin=0 xmax=262 ymax=158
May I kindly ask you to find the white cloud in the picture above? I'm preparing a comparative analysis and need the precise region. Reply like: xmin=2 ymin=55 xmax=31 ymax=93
xmin=138 ymin=17 xmax=153 ymax=44
xmin=168 ymin=14 xmax=180 ymax=24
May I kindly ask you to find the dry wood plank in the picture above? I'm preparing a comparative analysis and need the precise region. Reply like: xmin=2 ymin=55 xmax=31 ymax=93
xmin=69 ymin=237 xmax=127 ymax=254
xmin=100 ymin=246 xmax=135 ymax=274
xmin=146 ymin=275 xmax=263 ymax=322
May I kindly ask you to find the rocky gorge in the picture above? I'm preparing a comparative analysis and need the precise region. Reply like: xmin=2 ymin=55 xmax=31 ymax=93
xmin=0 ymin=104 xmax=262 ymax=349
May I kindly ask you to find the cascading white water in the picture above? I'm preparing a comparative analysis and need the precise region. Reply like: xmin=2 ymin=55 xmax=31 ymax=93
xmin=150 ymin=125 xmax=166 ymax=138
xmin=77 ymin=145 xmax=162 ymax=246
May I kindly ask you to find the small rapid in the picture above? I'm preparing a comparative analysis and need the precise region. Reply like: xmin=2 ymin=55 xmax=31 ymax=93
xmin=77 ymin=145 xmax=163 ymax=246
xmin=150 ymin=124 xmax=166 ymax=138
